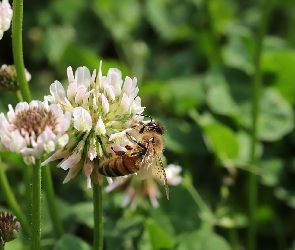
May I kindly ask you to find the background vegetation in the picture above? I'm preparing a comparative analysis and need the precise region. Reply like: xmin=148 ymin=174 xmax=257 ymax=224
xmin=1 ymin=0 xmax=295 ymax=249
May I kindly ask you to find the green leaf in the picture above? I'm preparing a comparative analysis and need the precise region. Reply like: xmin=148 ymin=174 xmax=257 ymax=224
xmin=44 ymin=25 xmax=75 ymax=64
xmin=94 ymin=0 xmax=141 ymax=41
xmin=262 ymin=48 xmax=295 ymax=104
xmin=205 ymin=70 xmax=239 ymax=116
xmin=260 ymin=158 xmax=284 ymax=187
xmin=195 ymin=113 xmax=239 ymax=161
xmin=160 ymin=76 xmax=205 ymax=116
xmin=145 ymin=219 xmax=174 ymax=250
xmin=53 ymin=234 xmax=91 ymax=250
xmin=145 ymin=0 xmax=194 ymax=40
xmin=221 ymin=27 xmax=255 ymax=74
xmin=208 ymin=0 xmax=237 ymax=34
xmin=176 ymin=229 xmax=231 ymax=250
xmin=162 ymin=118 xmax=207 ymax=155
xmin=242 ymin=88 xmax=294 ymax=141
xmin=236 ymin=131 xmax=263 ymax=163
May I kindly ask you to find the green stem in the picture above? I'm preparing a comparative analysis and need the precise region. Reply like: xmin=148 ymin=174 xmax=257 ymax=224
xmin=12 ymin=0 xmax=31 ymax=102
xmin=42 ymin=164 xmax=64 ymax=238
xmin=247 ymin=1 xmax=273 ymax=250
xmin=229 ymin=227 xmax=239 ymax=250
xmin=183 ymin=173 xmax=215 ymax=225
xmin=31 ymin=159 xmax=42 ymax=250
xmin=93 ymin=184 xmax=103 ymax=250
xmin=23 ymin=166 xmax=32 ymax=222
xmin=0 ymin=243 xmax=4 ymax=250
xmin=0 ymin=155 xmax=30 ymax=236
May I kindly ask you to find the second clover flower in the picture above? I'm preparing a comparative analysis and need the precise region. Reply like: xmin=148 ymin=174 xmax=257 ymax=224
xmin=42 ymin=62 xmax=145 ymax=188
xmin=0 ymin=100 xmax=71 ymax=165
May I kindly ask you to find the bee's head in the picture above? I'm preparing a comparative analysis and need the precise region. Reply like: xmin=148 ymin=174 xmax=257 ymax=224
xmin=144 ymin=121 xmax=165 ymax=135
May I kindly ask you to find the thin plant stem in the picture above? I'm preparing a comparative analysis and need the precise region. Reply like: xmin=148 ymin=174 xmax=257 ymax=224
xmin=93 ymin=184 xmax=103 ymax=250
xmin=247 ymin=1 xmax=273 ymax=250
xmin=23 ymin=166 xmax=32 ymax=221
xmin=12 ymin=0 xmax=31 ymax=102
xmin=183 ymin=173 xmax=215 ymax=225
xmin=0 ymin=155 xmax=30 ymax=236
xmin=42 ymin=164 xmax=64 ymax=238
xmin=229 ymin=227 xmax=239 ymax=250
xmin=31 ymin=159 xmax=42 ymax=250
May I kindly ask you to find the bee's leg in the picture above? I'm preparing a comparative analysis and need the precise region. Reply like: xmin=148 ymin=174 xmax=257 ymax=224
xmin=126 ymin=132 xmax=147 ymax=150
xmin=136 ymin=114 xmax=153 ymax=122
xmin=111 ymin=147 xmax=126 ymax=156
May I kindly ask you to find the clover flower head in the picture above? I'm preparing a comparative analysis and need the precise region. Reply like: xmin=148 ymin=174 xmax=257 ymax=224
xmin=0 ymin=212 xmax=20 ymax=246
xmin=0 ymin=100 xmax=71 ymax=165
xmin=42 ymin=62 xmax=145 ymax=188
xmin=106 ymin=164 xmax=182 ymax=210
xmin=0 ymin=0 xmax=13 ymax=40
xmin=0 ymin=65 xmax=31 ymax=92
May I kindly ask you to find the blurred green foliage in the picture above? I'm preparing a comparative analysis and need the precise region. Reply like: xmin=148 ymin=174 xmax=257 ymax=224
xmin=1 ymin=0 xmax=295 ymax=249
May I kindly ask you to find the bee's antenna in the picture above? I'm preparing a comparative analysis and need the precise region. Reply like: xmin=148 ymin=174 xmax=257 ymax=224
xmin=136 ymin=114 xmax=153 ymax=121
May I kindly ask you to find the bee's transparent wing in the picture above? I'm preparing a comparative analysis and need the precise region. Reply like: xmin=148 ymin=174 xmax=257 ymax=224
xmin=151 ymin=157 xmax=169 ymax=200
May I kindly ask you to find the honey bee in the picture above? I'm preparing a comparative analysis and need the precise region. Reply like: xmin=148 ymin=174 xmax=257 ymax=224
xmin=98 ymin=116 xmax=169 ymax=199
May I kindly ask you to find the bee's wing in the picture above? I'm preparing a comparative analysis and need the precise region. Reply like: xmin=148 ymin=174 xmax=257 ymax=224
xmin=151 ymin=157 xmax=169 ymax=200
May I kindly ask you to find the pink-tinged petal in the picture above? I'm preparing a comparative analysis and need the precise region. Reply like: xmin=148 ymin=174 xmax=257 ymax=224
xmin=119 ymin=93 xmax=131 ymax=114
xmin=100 ymin=94 xmax=109 ymax=114
xmin=82 ymin=90 xmax=94 ymax=108
xmin=105 ymin=85 xmax=115 ymax=102
xmin=29 ymin=100 xmax=43 ymax=109
xmin=7 ymin=104 xmax=16 ymax=121
xmin=67 ymin=82 xmax=77 ymax=101
xmin=14 ymin=102 xmax=29 ymax=113
xmin=59 ymin=112 xmax=71 ymax=133
xmin=121 ymin=187 xmax=135 ymax=208
xmin=75 ymin=86 xmax=87 ymax=105
xmin=122 ymin=76 xmax=133 ymax=95
xmin=108 ymin=69 xmax=122 ymax=96
xmin=63 ymin=162 xmax=82 ymax=183
xmin=73 ymin=107 xmax=92 ymax=132
xmin=0 ymin=113 xmax=9 ymax=133
xmin=9 ymin=130 xmax=26 ymax=152
xmin=60 ymin=152 xmax=82 ymax=170
xmin=41 ymin=148 xmax=70 ymax=166
xmin=75 ymin=66 xmax=91 ymax=87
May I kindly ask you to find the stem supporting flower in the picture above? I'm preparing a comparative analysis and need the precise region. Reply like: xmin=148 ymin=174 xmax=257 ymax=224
xmin=31 ymin=159 xmax=42 ymax=250
xmin=12 ymin=0 xmax=31 ymax=102
xmin=42 ymin=163 xmax=64 ymax=238
xmin=93 ymin=184 xmax=103 ymax=250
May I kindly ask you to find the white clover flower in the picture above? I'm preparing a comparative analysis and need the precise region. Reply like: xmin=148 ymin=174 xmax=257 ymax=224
xmin=0 ymin=100 xmax=71 ymax=165
xmin=0 ymin=0 xmax=13 ymax=40
xmin=165 ymin=164 xmax=182 ymax=186
xmin=0 ymin=65 xmax=31 ymax=92
xmin=105 ymin=164 xmax=182 ymax=210
xmin=42 ymin=62 xmax=145 ymax=188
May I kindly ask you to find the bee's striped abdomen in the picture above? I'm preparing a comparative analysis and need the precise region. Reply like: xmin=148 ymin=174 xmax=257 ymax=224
xmin=99 ymin=155 xmax=140 ymax=177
